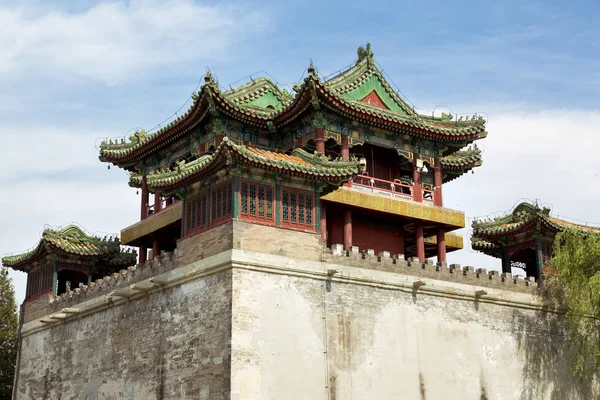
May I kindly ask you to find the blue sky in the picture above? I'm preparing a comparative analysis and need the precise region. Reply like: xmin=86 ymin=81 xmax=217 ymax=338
xmin=1 ymin=0 xmax=600 ymax=303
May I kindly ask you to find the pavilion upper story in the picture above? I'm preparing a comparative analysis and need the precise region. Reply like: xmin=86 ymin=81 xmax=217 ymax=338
xmin=99 ymin=44 xmax=486 ymax=264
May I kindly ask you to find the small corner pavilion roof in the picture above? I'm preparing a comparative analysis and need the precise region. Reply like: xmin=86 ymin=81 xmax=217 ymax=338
xmin=99 ymin=44 xmax=487 ymax=170
xmin=471 ymin=202 xmax=600 ymax=258
xmin=128 ymin=137 xmax=359 ymax=194
xmin=1 ymin=225 xmax=137 ymax=272
xmin=440 ymin=146 xmax=482 ymax=182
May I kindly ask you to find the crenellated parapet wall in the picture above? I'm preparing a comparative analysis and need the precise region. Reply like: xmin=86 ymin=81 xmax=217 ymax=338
xmin=42 ymin=251 xmax=179 ymax=318
xmin=323 ymin=244 xmax=540 ymax=295
xmin=23 ymin=222 xmax=542 ymax=323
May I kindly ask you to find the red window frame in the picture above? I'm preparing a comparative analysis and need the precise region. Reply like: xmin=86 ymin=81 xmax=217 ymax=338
xmin=27 ymin=267 xmax=48 ymax=299
xmin=211 ymin=181 xmax=233 ymax=227
xmin=185 ymin=192 xmax=209 ymax=237
xmin=281 ymin=188 xmax=315 ymax=231
xmin=240 ymin=180 xmax=274 ymax=224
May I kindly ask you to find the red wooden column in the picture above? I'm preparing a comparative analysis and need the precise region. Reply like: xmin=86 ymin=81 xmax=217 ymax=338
xmin=215 ymin=134 xmax=225 ymax=147
xmin=320 ymin=204 xmax=327 ymax=243
xmin=140 ymin=175 xmax=149 ymax=220
xmin=398 ymin=226 xmax=405 ymax=256
xmin=152 ymin=240 xmax=160 ymax=260
xmin=139 ymin=175 xmax=149 ymax=264
xmin=433 ymin=158 xmax=443 ymax=207
xmin=154 ymin=192 xmax=162 ymax=213
xmin=139 ymin=247 xmax=147 ymax=264
xmin=314 ymin=128 xmax=325 ymax=154
xmin=343 ymin=210 xmax=353 ymax=250
xmin=341 ymin=134 xmax=352 ymax=187
xmin=436 ymin=227 xmax=446 ymax=263
xmin=412 ymin=154 xmax=422 ymax=202
xmin=152 ymin=191 xmax=162 ymax=260
xmin=341 ymin=134 xmax=349 ymax=160
xmin=415 ymin=220 xmax=425 ymax=262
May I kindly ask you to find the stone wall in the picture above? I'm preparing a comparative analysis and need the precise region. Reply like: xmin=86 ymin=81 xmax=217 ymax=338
xmin=22 ymin=221 xmax=322 ymax=323
xmin=22 ymin=293 xmax=53 ymax=323
xmin=15 ymin=269 xmax=232 ymax=400
xmin=232 ymin=221 xmax=323 ymax=262
xmin=14 ymin=224 xmax=600 ymax=399
xmin=229 ymin=254 xmax=598 ymax=400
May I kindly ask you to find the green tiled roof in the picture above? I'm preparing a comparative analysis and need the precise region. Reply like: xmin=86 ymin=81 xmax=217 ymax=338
xmin=129 ymin=137 xmax=359 ymax=194
xmin=223 ymin=77 xmax=292 ymax=111
xmin=472 ymin=203 xmax=549 ymax=238
xmin=440 ymin=147 xmax=482 ymax=182
xmin=99 ymin=44 xmax=487 ymax=168
xmin=471 ymin=202 xmax=600 ymax=258
xmin=441 ymin=147 xmax=482 ymax=169
xmin=1 ymin=225 xmax=136 ymax=271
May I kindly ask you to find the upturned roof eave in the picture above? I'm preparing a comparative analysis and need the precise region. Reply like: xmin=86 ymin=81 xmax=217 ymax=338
xmin=100 ymin=75 xmax=486 ymax=168
xmin=2 ymin=226 xmax=132 ymax=271
xmin=132 ymin=139 xmax=359 ymax=193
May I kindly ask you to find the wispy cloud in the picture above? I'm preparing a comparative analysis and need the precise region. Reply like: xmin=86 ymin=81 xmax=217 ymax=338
xmin=1 ymin=179 xmax=139 ymax=304
xmin=0 ymin=128 xmax=111 ymax=179
xmin=0 ymin=0 xmax=270 ymax=84
xmin=445 ymin=108 xmax=600 ymax=272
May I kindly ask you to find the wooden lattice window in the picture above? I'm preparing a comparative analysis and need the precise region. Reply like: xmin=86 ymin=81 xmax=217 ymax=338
xmin=41 ymin=265 xmax=52 ymax=293
xmin=241 ymin=181 xmax=274 ymax=222
xmin=185 ymin=193 xmax=208 ymax=235
xmin=27 ymin=269 xmax=42 ymax=298
xmin=282 ymin=189 xmax=314 ymax=229
xmin=211 ymin=182 xmax=233 ymax=224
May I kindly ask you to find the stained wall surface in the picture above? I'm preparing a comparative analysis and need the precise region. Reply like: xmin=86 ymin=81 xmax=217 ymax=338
xmin=14 ymin=245 xmax=600 ymax=400
xmin=15 ymin=270 xmax=232 ymax=400
xmin=229 ymin=259 xmax=599 ymax=400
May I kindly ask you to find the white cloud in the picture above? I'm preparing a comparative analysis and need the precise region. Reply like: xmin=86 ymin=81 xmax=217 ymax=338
xmin=445 ymin=108 xmax=600 ymax=273
xmin=0 ymin=0 xmax=269 ymax=84
xmin=0 ymin=128 xmax=111 ymax=176
xmin=1 ymin=179 xmax=139 ymax=305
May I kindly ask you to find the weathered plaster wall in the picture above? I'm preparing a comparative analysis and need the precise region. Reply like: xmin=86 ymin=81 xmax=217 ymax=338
xmin=15 ymin=270 xmax=232 ymax=400
xmin=15 ymin=234 xmax=599 ymax=400
xmin=22 ymin=293 xmax=53 ymax=323
xmin=229 ymin=255 xmax=599 ymax=400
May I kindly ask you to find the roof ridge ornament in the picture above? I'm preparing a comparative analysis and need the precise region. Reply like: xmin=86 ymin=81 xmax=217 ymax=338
xmin=307 ymin=59 xmax=317 ymax=76
xmin=357 ymin=42 xmax=374 ymax=63
xmin=204 ymin=69 xmax=213 ymax=84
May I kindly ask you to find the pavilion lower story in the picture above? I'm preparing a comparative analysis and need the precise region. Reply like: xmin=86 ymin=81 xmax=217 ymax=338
xmin=320 ymin=202 xmax=461 ymax=262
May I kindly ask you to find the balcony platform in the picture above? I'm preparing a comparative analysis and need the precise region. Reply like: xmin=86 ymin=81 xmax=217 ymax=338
xmin=121 ymin=201 xmax=182 ymax=246
xmin=322 ymin=186 xmax=465 ymax=229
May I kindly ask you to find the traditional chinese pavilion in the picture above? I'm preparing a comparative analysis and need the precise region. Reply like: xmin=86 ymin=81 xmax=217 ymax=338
xmin=1 ymin=225 xmax=136 ymax=313
xmin=99 ymin=44 xmax=486 ymax=264
xmin=471 ymin=202 xmax=600 ymax=279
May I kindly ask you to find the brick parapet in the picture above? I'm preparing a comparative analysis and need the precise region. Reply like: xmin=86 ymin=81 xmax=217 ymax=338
xmin=45 ymin=251 xmax=179 ymax=314
xmin=25 ymin=224 xmax=541 ymax=322
xmin=324 ymin=244 xmax=540 ymax=295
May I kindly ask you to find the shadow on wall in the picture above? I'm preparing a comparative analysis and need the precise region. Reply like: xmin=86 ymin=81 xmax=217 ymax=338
xmin=511 ymin=309 xmax=599 ymax=400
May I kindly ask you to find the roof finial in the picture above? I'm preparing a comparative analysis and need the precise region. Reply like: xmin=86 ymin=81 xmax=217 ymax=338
xmin=204 ymin=68 xmax=213 ymax=83
xmin=307 ymin=59 xmax=316 ymax=75
xmin=357 ymin=42 xmax=373 ymax=63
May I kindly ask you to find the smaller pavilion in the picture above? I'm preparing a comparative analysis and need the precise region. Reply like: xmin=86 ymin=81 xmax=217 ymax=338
xmin=471 ymin=202 xmax=600 ymax=279
xmin=1 ymin=225 xmax=136 ymax=301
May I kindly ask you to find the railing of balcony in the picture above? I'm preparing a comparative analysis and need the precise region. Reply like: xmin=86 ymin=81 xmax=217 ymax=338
xmin=352 ymin=174 xmax=434 ymax=203
xmin=147 ymin=197 xmax=180 ymax=217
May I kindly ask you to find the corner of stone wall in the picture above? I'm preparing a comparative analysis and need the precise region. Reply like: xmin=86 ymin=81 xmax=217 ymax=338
xmin=325 ymin=244 xmax=540 ymax=294
xmin=175 ymin=221 xmax=234 ymax=266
